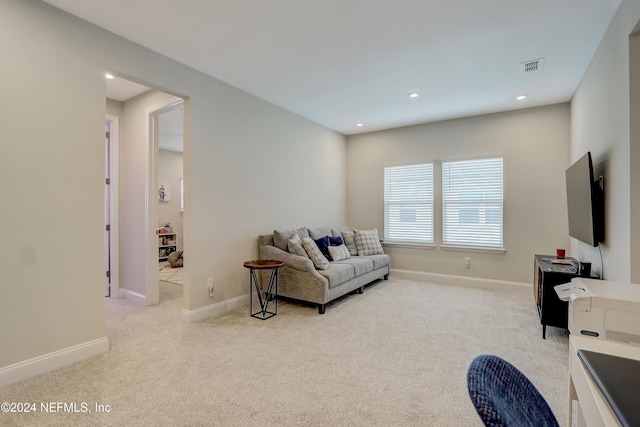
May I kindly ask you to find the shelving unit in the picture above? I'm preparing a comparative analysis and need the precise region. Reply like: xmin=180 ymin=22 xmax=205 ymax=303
xmin=158 ymin=232 xmax=177 ymax=261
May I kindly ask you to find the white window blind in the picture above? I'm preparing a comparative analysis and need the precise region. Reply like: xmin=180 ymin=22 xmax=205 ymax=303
xmin=384 ymin=163 xmax=434 ymax=244
xmin=442 ymin=157 xmax=503 ymax=248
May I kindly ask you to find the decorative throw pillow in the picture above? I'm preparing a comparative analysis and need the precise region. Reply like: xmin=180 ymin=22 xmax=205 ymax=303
xmin=302 ymin=237 xmax=330 ymax=270
xmin=273 ymin=227 xmax=309 ymax=251
xmin=288 ymin=234 xmax=309 ymax=258
xmin=354 ymin=228 xmax=384 ymax=256
xmin=329 ymin=235 xmax=343 ymax=246
xmin=314 ymin=236 xmax=332 ymax=261
xmin=328 ymin=244 xmax=351 ymax=262
xmin=167 ymin=250 xmax=183 ymax=267
xmin=342 ymin=230 xmax=358 ymax=256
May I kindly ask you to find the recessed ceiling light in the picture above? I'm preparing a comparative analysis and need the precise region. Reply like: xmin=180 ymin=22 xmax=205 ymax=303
xmin=356 ymin=123 xmax=364 ymax=127
xmin=517 ymin=94 xmax=527 ymax=100
xmin=105 ymin=74 xmax=114 ymax=79
xmin=408 ymin=92 xmax=419 ymax=98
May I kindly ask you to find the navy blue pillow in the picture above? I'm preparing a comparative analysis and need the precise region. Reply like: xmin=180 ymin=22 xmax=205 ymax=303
xmin=329 ymin=235 xmax=343 ymax=246
xmin=314 ymin=236 xmax=332 ymax=260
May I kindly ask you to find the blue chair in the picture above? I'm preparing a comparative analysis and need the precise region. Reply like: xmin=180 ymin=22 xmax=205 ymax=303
xmin=467 ymin=355 xmax=559 ymax=427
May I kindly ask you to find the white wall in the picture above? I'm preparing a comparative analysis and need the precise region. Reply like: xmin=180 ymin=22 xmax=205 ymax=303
xmin=347 ymin=104 xmax=571 ymax=284
xmin=571 ymin=0 xmax=640 ymax=282
xmin=158 ymin=149 xmax=184 ymax=251
xmin=0 ymin=0 xmax=345 ymax=373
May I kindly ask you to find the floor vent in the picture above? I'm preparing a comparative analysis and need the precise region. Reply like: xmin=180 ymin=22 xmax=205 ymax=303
xmin=522 ymin=58 xmax=544 ymax=73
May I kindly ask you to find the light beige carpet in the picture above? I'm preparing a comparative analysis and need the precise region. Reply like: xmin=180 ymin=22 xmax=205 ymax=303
xmin=0 ymin=278 xmax=569 ymax=426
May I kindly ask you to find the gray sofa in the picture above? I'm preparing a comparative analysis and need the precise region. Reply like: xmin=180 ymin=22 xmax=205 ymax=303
xmin=259 ymin=226 xmax=390 ymax=314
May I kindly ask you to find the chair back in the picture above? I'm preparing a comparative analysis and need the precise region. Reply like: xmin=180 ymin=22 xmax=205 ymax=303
xmin=467 ymin=354 xmax=559 ymax=427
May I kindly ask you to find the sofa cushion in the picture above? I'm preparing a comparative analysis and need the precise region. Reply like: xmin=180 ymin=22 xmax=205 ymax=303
xmin=273 ymin=227 xmax=309 ymax=251
xmin=287 ymin=233 xmax=309 ymax=258
xmin=328 ymin=244 xmax=351 ymax=262
xmin=354 ymin=228 xmax=384 ymax=256
xmin=318 ymin=263 xmax=355 ymax=288
xmin=335 ymin=257 xmax=373 ymax=275
xmin=361 ymin=253 xmax=391 ymax=270
xmin=314 ymin=235 xmax=332 ymax=260
xmin=331 ymin=226 xmax=350 ymax=236
xmin=308 ymin=226 xmax=332 ymax=240
xmin=302 ymin=237 xmax=330 ymax=270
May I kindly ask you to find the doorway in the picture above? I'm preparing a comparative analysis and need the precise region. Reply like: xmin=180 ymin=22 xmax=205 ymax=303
xmin=154 ymin=102 xmax=185 ymax=302
xmin=145 ymin=96 xmax=185 ymax=306
xmin=105 ymin=74 xmax=186 ymax=309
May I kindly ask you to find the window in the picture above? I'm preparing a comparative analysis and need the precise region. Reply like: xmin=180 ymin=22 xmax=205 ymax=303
xmin=384 ymin=163 xmax=434 ymax=244
xmin=442 ymin=157 xmax=503 ymax=249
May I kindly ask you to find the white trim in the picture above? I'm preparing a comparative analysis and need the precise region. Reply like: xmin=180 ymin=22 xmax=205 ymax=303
xmin=145 ymin=97 xmax=183 ymax=307
xmin=181 ymin=294 xmax=249 ymax=323
xmin=382 ymin=241 xmax=436 ymax=250
xmin=390 ymin=268 xmax=528 ymax=292
xmin=106 ymin=114 xmax=120 ymax=298
xmin=440 ymin=244 xmax=506 ymax=254
xmin=119 ymin=288 xmax=147 ymax=304
xmin=0 ymin=338 xmax=109 ymax=387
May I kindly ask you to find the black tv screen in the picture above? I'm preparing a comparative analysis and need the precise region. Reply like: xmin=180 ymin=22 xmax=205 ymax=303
xmin=565 ymin=152 xmax=604 ymax=246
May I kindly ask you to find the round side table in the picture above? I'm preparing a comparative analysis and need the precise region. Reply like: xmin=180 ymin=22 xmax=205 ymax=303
xmin=243 ymin=259 xmax=284 ymax=320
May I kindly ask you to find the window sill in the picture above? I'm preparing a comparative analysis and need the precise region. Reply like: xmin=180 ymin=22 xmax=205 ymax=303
xmin=382 ymin=241 xmax=436 ymax=250
xmin=440 ymin=245 xmax=506 ymax=254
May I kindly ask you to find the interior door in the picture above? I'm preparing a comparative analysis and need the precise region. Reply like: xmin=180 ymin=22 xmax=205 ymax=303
xmin=104 ymin=120 xmax=111 ymax=297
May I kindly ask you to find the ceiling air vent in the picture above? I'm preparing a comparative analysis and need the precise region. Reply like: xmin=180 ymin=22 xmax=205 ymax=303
xmin=522 ymin=58 xmax=544 ymax=73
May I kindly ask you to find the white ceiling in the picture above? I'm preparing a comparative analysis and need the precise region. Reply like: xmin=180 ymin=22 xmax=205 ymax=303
xmin=105 ymin=77 xmax=150 ymax=102
xmin=49 ymin=0 xmax=622 ymax=135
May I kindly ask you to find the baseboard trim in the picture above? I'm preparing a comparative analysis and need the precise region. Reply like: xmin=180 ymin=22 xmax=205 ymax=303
xmin=182 ymin=294 xmax=249 ymax=323
xmin=390 ymin=269 xmax=529 ymax=292
xmin=119 ymin=288 xmax=147 ymax=304
xmin=0 ymin=337 xmax=109 ymax=388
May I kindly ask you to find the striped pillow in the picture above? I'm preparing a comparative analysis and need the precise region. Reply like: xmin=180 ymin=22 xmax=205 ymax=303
xmin=302 ymin=237 xmax=330 ymax=270
xmin=288 ymin=233 xmax=309 ymax=258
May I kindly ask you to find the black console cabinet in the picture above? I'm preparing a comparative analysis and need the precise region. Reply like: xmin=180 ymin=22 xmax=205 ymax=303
xmin=533 ymin=254 xmax=581 ymax=339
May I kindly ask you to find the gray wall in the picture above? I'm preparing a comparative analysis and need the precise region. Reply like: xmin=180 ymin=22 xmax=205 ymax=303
xmin=347 ymin=104 xmax=571 ymax=284
xmin=0 ymin=0 xmax=345 ymax=369
xmin=570 ymin=0 xmax=640 ymax=282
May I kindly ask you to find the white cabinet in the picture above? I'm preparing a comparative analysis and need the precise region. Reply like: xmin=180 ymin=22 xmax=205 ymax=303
xmin=158 ymin=232 xmax=177 ymax=261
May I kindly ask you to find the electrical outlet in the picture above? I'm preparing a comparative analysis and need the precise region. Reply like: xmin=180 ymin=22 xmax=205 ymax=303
xmin=207 ymin=278 xmax=214 ymax=297
xmin=465 ymin=257 xmax=471 ymax=269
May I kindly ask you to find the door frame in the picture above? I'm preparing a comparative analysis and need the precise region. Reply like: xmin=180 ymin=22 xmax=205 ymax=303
xmin=145 ymin=97 xmax=184 ymax=305
xmin=105 ymin=114 xmax=120 ymax=297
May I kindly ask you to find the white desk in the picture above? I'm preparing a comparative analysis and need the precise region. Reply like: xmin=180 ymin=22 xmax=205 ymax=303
xmin=568 ymin=335 xmax=640 ymax=426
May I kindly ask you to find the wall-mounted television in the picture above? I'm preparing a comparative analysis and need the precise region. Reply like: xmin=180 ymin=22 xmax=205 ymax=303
xmin=565 ymin=152 xmax=604 ymax=247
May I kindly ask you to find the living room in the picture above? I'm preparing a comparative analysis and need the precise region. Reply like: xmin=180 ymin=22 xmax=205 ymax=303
xmin=2 ymin=0 xmax=640 ymax=424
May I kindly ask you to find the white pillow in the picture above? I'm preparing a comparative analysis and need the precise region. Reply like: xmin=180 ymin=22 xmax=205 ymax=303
xmin=302 ymin=237 xmax=330 ymax=270
xmin=328 ymin=244 xmax=351 ymax=262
